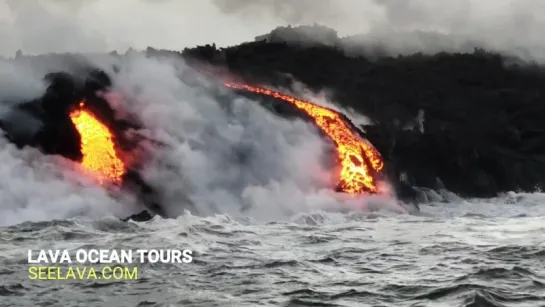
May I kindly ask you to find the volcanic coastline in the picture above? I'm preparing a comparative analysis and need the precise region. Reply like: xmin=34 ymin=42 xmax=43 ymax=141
xmin=182 ymin=26 xmax=545 ymax=202
xmin=3 ymin=25 xmax=545 ymax=206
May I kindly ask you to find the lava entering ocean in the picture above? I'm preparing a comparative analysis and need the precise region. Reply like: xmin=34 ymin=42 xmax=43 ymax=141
xmin=69 ymin=102 xmax=125 ymax=184
xmin=67 ymin=81 xmax=383 ymax=197
xmin=224 ymin=83 xmax=384 ymax=194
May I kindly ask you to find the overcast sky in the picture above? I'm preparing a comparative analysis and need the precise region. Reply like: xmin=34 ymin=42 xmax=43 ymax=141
xmin=0 ymin=0 xmax=544 ymax=57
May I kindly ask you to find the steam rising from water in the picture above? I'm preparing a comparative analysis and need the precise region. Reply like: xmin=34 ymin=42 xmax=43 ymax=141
xmin=106 ymin=55 xmax=406 ymax=219
xmin=0 ymin=134 xmax=140 ymax=226
xmin=0 ymin=54 xmax=404 ymax=226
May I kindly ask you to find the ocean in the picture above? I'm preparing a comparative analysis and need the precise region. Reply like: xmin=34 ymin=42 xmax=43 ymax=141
xmin=1 ymin=192 xmax=543 ymax=307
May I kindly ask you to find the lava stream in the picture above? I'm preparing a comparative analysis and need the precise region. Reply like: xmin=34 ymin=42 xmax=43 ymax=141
xmin=69 ymin=102 xmax=125 ymax=184
xmin=225 ymin=83 xmax=384 ymax=194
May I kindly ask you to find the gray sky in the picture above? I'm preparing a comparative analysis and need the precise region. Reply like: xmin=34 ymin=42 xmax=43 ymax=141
xmin=1 ymin=0 xmax=545 ymax=58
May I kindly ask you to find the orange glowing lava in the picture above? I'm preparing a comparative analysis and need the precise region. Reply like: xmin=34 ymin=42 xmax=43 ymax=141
xmin=225 ymin=83 xmax=384 ymax=194
xmin=69 ymin=102 xmax=125 ymax=184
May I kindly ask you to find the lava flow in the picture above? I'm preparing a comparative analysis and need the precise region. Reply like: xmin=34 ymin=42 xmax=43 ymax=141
xmin=69 ymin=102 xmax=125 ymax=184
xmin=225 ymin=83 xmax=384 ymax=194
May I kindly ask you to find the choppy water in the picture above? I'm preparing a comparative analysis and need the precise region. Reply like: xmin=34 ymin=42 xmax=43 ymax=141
xmin=0 ymin=192 xmax=544 ymax=307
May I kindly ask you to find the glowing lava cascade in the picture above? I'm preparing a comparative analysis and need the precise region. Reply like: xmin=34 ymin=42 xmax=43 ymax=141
xmin=69 ymin=102 xmax=125 ymax=184
xmin=224 ymin=83 xmax=384 ymax=194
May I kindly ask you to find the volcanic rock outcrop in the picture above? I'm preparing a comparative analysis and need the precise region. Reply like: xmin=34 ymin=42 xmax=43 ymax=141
xmin=182 ymin=25 xmax=545 ymax=201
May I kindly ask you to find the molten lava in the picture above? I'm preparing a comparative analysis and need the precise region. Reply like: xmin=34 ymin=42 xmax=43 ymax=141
xmin=225 ymin=83 xmax=384 ymax=194
xmin=69 ymin=102 xmax=125 ymax=184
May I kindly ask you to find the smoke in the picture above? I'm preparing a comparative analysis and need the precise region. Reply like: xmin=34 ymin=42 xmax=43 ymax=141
xmin=0 ymin=50 xmax=406 ymax=226
xmin=101 ymin=53 xmax=362 ymax=221
xmin=1 ymin=0 xmax=545 ymax=61
xmin=0 ymin=58 xmax=144 ymax=227
xmin=280 ymin=79 xmax=375 ymax=128
xmin=0 ymin=136 xmax=142 ymax=227
xmin=104 ymin=54 xmax=412 ymax=221
xmin=0 ymin=59 xmax=46 ymax=111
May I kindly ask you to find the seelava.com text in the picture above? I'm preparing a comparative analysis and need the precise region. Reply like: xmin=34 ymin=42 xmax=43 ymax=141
xmin=28 ymin=249 xmax=193 ymax=264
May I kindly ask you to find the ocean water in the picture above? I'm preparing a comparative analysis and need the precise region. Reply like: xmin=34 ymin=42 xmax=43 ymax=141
xmin=0 ymin=192 xmax=543 ymax=307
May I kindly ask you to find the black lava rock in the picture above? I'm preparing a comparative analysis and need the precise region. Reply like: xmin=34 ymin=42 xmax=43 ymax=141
xmin=181 ymin=28 xmax=545 ymax=201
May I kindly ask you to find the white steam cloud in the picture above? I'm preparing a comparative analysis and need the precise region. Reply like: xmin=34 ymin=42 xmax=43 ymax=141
xmin=0 ymin=53 xmax=406 ymax=226
xmin=102 ymin=54 xmax=369 ymax=221
xmin=0 ymin=130 xmax=141 ymax=227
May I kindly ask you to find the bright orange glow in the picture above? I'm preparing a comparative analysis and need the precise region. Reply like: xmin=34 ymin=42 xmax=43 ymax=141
xmin=69 ymin=102 xmax=125 ymax=184
xmin=225 ymin=83 xmax=384 ymax=194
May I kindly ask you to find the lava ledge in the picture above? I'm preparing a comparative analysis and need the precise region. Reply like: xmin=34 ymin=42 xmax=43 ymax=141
xmin=181 ymin=25 xmax=545 ymax=202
